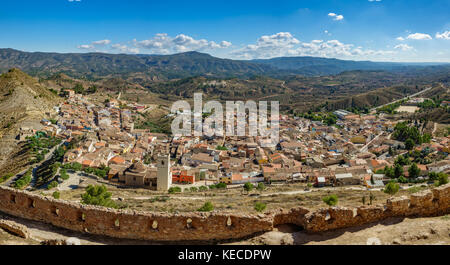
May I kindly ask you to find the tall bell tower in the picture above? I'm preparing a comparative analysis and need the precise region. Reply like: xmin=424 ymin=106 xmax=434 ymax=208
xmin=157 ymin=155 xmax=172 ymax=191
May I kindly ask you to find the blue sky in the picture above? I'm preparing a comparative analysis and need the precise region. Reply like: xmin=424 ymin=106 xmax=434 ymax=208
xmin=0 ymin=0 xmax=449 ymax=62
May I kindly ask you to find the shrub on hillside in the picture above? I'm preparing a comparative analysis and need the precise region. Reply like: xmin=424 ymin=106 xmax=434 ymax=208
xmin=254 ymin=202 xmax=267 ymax=212
xmin=437 ymin=173 xmax=448 ymax=186
xmin=384 ymin=181 xmax=400 ymax=195
xmin=322 ymin=195 xmax=338 ymax=206
xmin=198 ymin=202 xmax=214 ymax=212
xmin=52 ymin=191 xmax=60 ymax=199
xmin=216 ymin=183 xmax=227 ymax=189
xmin=168 ymin=186 xmax=182 ymax=194
xmin=81 ymin=185 xmax=117 ymax=209
xmin=244 ymin=182 xmax=254 ymax=193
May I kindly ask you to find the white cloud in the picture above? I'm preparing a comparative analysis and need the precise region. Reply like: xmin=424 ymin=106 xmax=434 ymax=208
xmin=396 ymin=37 xmax=405 ymax=41
xmin=220 ymin=41 xmax=232 ymax=48
xmin=394 ymin=44 xmax=413 ymax=51
xmin=77 ymin=44 xmax=93 ymax=50
xmin=78 ymin=34 xmax=231 ymax=54
xmin=134 ymin=33 xmax=232 ymax=54
xmin=230 ymin=32 xmax=395 ymax=59
xmin=111 ymin=44 xmax=139 ymax=54
xmin=328 ymin=13 xmax=344 ymax=21
xmin=368 ymin=0 xmax=382 ymax=2
xmin=92 ymin=39 xmax=111 ymax=45
xmin=68 ymin=0 xmax=81 ymax=2
xmin=77 ymin=39 xmax=112 ymax=51
xmin=230 ymin=32 xmax=301 ymax=59
xmin=436 ymin=31 xmax=450 ymax=40
xmin=406 ymin=33 xmax=432 ymax=40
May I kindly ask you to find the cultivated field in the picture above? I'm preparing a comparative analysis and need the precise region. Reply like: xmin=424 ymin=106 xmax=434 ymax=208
xmin=396 ymin=106 xmax=419 ymax=113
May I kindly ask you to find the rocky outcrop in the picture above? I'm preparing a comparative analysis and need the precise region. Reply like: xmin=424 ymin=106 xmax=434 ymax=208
xmin=0 ymin=219 xmax=30 ymax=239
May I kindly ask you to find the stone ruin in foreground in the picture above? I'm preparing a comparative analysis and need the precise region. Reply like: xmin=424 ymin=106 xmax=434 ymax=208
xmin=0 ymin=183 xmax=448 ymax=242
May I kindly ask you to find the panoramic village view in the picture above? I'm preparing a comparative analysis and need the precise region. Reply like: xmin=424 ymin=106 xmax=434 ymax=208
xmin=0 ymin=0 xmax=449 ymax=248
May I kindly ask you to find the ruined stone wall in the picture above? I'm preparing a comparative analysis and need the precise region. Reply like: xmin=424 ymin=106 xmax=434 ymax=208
xmin=299 ymin=184 xmax=450 ymax=232
xmin=0 ymin=183 xmax=449 ymax=242
xmin=0 ymin=186 xmax=273 ymax=242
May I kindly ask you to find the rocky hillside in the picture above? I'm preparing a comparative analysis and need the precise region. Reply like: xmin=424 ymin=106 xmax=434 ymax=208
xmin=0 ymin=69 xmax=61 ymax=176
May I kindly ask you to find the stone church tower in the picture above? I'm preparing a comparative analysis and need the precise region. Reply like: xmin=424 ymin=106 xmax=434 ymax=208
xmin=157 ymin=155 xmax=172 ymax=191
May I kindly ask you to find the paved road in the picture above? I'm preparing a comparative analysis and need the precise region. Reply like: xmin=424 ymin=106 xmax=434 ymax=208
xmin=360 ymin=132 xmax=384 ymax=153
xmin=432 ymin=122 xmax=438 ymax=136
xmin=370 ymin=86 xmax=433 ymax=112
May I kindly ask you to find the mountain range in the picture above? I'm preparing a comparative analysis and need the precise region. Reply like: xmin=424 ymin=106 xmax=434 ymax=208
xmin=1 ymin=48 xmax=448 ymax=80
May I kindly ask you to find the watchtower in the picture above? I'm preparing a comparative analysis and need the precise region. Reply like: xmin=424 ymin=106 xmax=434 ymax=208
xmin=157 ymin=155 xmax=172 ymax=191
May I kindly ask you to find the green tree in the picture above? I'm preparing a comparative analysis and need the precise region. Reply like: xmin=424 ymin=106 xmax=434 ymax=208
xmin=322 ymin=195 xmax=338 ymax=206
xmin=168 ymin=186 xmax=182 ymax=194
xmin=421 ymin=133 xmax=431 ymax=144
xmin=408 ymin=163 xmax=421 ymax=179
xmin=52 ymin=191 xmax=60 ymax=199
xmin=428 ymin=172 xmax=439 ymax=181
xmin=405 ymin=138 xmax=415 ymax=150
xmin=198 ymin=202 xmax=214 ymax=212
xmin=71 ymin=162 xmax=82 ymax=171
xmin=0 ymin=173 xmax=14 ymax=183
xmin=388 ymin=146 xmax=395 ymax=156
xmin=59 ymin=169 xmax=69 ymax=180
xmin=46 ymin=181 xmax=58 ymax=190
xmin=384 ymin=181 xmax=400 ymax=195
xmin=398 ymin=176 xmax=408 ymax=183
xmin=384 ymin=166 xmax=395 ymax=179
xmin=13 ymin=170 xmax=32 ymax=189
xmin=243 ymin=182 xmax=254 ymax=194
xmin=394 ymin=164 xmax=404 ymax=178
xmin=94 ymin=169 xmax=107 ymax=179
xmin=395 ymin=155 xmax=410 ymax=166
xmin=437 ymin=173 xmax=448 ymax=186
xmin=73 ymin=83 xmax=84 ymax=94
xmin=216 ymin=182 xmax=227 ymax=189
xmin=324 ymin=114 xmax=337 ymax=126
xmin=256 ymin=182 xmax=265 ymax=192
xmin=81 ymin=185 xmax=117 ymax=208
xmin=254 ymin=202 xmax=267 ymax=212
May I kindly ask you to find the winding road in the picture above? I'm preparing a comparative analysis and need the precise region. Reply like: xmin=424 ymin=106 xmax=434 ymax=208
xmin=370 ymin=86 xmax=433 ymax=112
